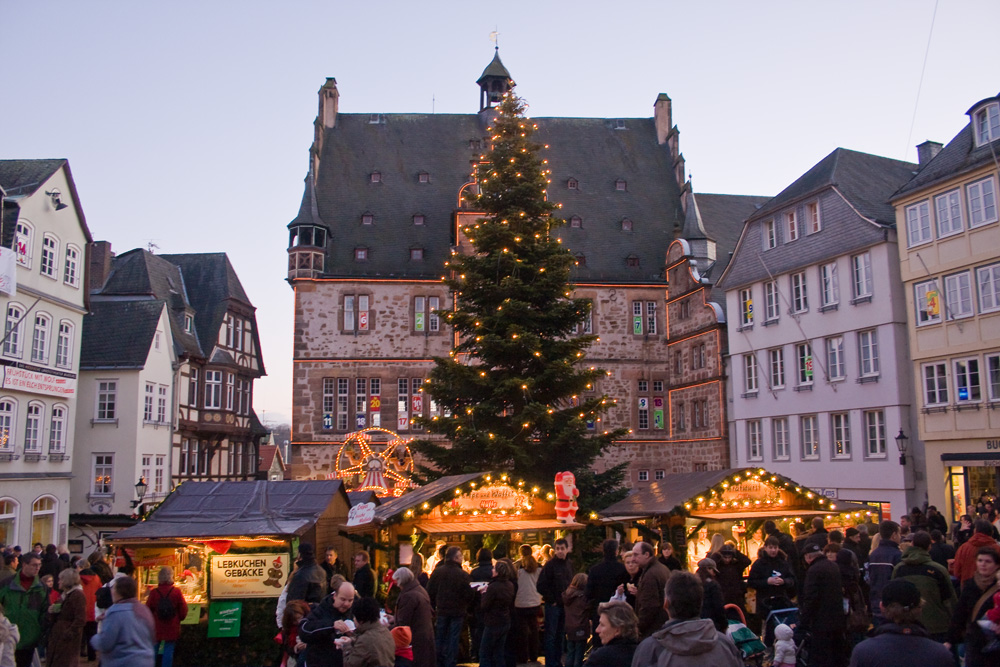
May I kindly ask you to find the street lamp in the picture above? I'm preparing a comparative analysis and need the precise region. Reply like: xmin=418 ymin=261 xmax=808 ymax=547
xmin=895 ymin=429 xmax=909 ymax=466
xmin=131 ymin=477 xmax=148 ymax=509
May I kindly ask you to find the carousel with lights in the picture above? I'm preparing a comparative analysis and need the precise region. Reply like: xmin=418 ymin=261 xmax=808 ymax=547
xmin=598 ymin=468 xmax=879 ymax=569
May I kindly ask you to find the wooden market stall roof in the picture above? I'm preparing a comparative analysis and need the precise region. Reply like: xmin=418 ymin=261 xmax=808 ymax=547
xmin=598 ymin=468 xmax=869 ymax=521
xmin=415 ymin=519 xmax=583 ymax=534
xmin=113 ymin=480 xmax=350 ymax=540
xmin=369 ymin=472 xmax=487 ymax=524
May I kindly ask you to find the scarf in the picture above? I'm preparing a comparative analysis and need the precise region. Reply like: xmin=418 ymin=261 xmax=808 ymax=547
xmin=975 ymin=571 xmax=996 ymax=591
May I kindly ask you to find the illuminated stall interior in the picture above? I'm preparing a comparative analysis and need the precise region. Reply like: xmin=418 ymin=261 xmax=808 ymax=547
xmin=599 ymin=468 xmax=876 ymax=568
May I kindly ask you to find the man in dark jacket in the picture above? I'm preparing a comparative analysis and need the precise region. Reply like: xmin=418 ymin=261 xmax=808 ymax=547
xmin=352 ymin=551 xmax=376 ymax=598
xmin=927 ymin=530 xmax=956 ymax=569
xmin=867 ymin=520 xmax=902 ymax=626
xmin=632 ymin=541 xmax=671 ymax=638
xmin=746 ymin=536 xmax=795 ymax=619
xmin=537 ymin=538 xmax=574 ymax=667
xmin=300 ymin=581 xmax=356 ymax=667
xmin=0 ymin=553 xmax=48 ymax=667
xmin=321 ymin=546 xmax=348 ymax=592
xmin=890 ymin=531 xmax=956 ymax=641
xmin=763 ymin=520 xmax=798 ymax=565
xmin=469 ymin=548 xmax=494 ymax=661
xmin=926 ymin=506 xmax=949 ymax=535
xmin=799 ymin=543 xmax=847 ymax=667
xmin=585 ymin=539 xmax=629 ymax=646
xmin=287 ymin=542 xmax=326 ymax=604
xmin=849 ymin=579 xmax=953 ymax=667
xmin=427 ymin=546 xmax=473 ymax=667
xmin=710 ymin=544 xmax=751 ymax=609
xmin=804 ymin=517 xmax=831 ymax=551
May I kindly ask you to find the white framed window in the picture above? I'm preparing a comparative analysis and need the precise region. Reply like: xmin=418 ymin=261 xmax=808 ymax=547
xmin=955 ymin=358 xmax=982 ymax=403
xmin=786 ymin=211 xmax=799 ymax=242
xmin=632 ymin=301 xmax=657 ymax=335
xmin=141 ymin=455 xmax=151 ymax=490
xmin=801 ymin=415 xmax=819 ymax=460
xmin=744 ymin=354 xmax=758 ymax=394
xmin=23 ymin=402 xmax=42 ymax=453
xmin=764 ymin=281 xmax=780 ymax=321
xmin=747 ymin=420 xmax=763 ymax=461
xmin=343 ymin=294 xmax=371 ymax=332
xmin=30 ymin=313 xmax=49 ymax=364
xmin=225 ymin=373 xmax=235 ymax=411
xmin=655 ymin=469 xmax=665 ymax=481
xmin=48 ymin=405 xmax=65 ymax=453
xmin=859 ymin=329 xmax=880 ymax=377
xmin=769 ymin=348 xmax=785 ymax=389
xmin=764 ymin=220 xmax=777 ymax=249
xmin=14 ymin=220 xmax=33 ymax=268
xmin=915 ymin=281 xmax=942 ymax=325
xmin=773 ymin=418 xmax=789 ymax=460
xmin=968 ymin=177 xmax=998 ymax=228
xmin=3 ymin=304 xmax=23 ymax=358
xmin=821 ymin=262 xmax=839 ymax=307
xmin=974 ymin=103 xmax=1000 ymax=146
xmin=740 ymin=288 xmax=754 ymax=326
xmin=205 ymin=371 xmax=222 ymax=409
xmin=92 ymin=454 xmax=113 ymax=495
xmin=40 ymin=234 xmax=58 ymax=279
xmin=979 ymin=264 xmax=1000 ymax=313
xmin=807 ymin=202 xmax=821 ymax=233
xmin=637 ymin=470 xmax=648 ymax=482
xmin=852 ymin=252 xmax=873 ymax=300
xmin=157 ymin=386 xmax=167 ymax=423
xmin=0 ymin=399 xmax=15 ymax=451
xmin=797 ymin=343 xmax=813 ymax=385
xmin=143 ymin=383 xmax=154 ymax=422
xmin=55 ymin=321 xmax=72 ymax=368
xmin=988 ymin=354 xmax=1000 ymax=401
xmin=826 ymin=336 xmax=845 ymax=381
xmin=96 ymin=381 xmax=116 ymax=420
xmin=0 ymin=498 xmax=17 ymax=547
xmin=154 ymin=455 xmax=165 ymax=494
xmin=413 ymin=296 xmax=441 ymax=333
xmin=864 ymin=410 xmax=886 ymax=458
xmin=63 ymin=245 xmax=80 ymax=287
xmin=184 ymin=314 xmax=194 ymax=333
xmin=31 ymin=496 xmax=56 ymax=546
xmin=337 ymin=378 xmax=349 ymax=430
xmin=188 ymin=368 xmax=199 ymax=407
xmin=832 ymin=412 xmax=851 ymax=459
xmin=791 ymin=272 xmax=808 ymax=313
xmin=922 ymin=362 xmax=949 ymax=406
xmin=945 ymin=271 xmax=974 ymax=320
xmin=935 ymin=189 xmax=963 ymax=237
xmin=906 ymin=201 xmax=932 ymax=246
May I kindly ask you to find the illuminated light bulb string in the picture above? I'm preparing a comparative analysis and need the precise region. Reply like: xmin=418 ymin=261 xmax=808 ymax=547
xmin=399 ymin=473 xmax=553 ymax=523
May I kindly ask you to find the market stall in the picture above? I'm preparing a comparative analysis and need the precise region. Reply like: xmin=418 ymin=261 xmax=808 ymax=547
xmin=346 ymin=471 xmax=584 ymax=572
xmin=598 ymin=468 xmax=877 ymax=568
xmin=111 ymin=480 xmax=353 ymax=665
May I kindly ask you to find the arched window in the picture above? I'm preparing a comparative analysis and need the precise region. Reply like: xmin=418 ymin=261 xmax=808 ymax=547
xmin=31 ymin=313 xmax=50 ymax=363
xmin=49 ymin=405 xmax=66 ymax=453
xmin=0 ymin=399 xmax=16 ymax=451
xmin=15 ymin=220 xmax=33 ymax=268
xmin=40 ymin=234 xmax=59 ymax=278
xmin=4 ymin=303 xmax=24 ymax=358
xmin=31 ymin=496 xmax=56 ymax=546
xmin=64 ymin=245 xmax=81 ymax=287
xmin=0 ymin=498 xmax=17 ymax=547
xmin=56 ymin=321 xmax=73 ymax=368
xmin=24 ymin=402 xmax=43 ymax=453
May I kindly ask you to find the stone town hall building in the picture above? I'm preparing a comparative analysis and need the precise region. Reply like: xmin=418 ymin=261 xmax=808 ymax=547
xmin=286 ymin=52 xmax=760 ymax=487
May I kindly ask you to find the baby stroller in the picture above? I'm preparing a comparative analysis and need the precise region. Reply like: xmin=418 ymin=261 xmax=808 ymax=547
xmin=762 ymin=597 xmax=799 ymax=648
xmin=725 ymin=604 xmax=767 ymax=666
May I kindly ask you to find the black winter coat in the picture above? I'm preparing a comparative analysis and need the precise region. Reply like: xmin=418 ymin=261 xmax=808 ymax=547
xmin=701 ymin=578 xmax=727 ymax=632
xmin=288 ymin=558 xmax=327 ymax=604
xmin=746 ymin=552 xmax=796 ymax=602
xmin=800 ymin=557 xmax=845 ymax=634
xmin=584 ymin=637 xmax=638 ymax=667
xmin=299 ymin=595 xmax=355 ymax=667
xmin=353 ymin=564 xmax=375 ymax=598
xmin=585 ymin=557 xmax=629 ymax=614
xmin=427 ymin=560 xmax=473 ymax=617
xmin=536 ymin=557 xmax=574 ymax=606
xmin=480 ymin=579 xmax=515 ymax=627
xmin=710 ymin=550 xmax=752 ymax=606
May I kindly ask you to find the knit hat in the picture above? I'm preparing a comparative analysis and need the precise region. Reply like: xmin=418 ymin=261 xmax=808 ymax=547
xmin=801 ymin=543 xmax=822 ymax=556
xmin=880 ymin=579 xmax=921 ymax=609
xmin=391 ymin=626 xmax=412 ymax=649
xmin=845 ymin=527 xmax=860 ymax=538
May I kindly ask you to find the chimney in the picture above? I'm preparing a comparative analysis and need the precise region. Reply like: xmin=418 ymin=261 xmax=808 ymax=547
xmin=917 ymin=140 xmax=943 ymax=166
xmin=319 ymin=78 xmax=339 ymax=130
xmin=89 ymin=240 xmax=113 ymax=290
xmin=654 ymin=93 xmax=672 ymax=145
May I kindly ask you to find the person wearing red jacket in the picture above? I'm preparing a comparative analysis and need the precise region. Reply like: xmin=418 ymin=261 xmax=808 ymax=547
xmin=77 ymin=560 xmax=102 ymax=661
xmin=949 ymin=519 xmax=1000 ymax=586
xmin=144 ymin=566 xmax=187 ymax=667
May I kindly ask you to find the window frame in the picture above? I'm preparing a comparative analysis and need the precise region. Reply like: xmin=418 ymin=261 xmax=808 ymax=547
xmin=739 ymin=288 xmax=754 ymax=326
xmin=55 ymin=321 xmax=73 ymax=368
xmin=343 ymin=294 xmax=372 ymax=333
xmin=922 ymin=362 xmax=949 ymax=406
xmin=974 ymin=102 xmax=1000 ymax=146
xmin=820 ymin=262 xmax=839 ymax=308
xmin=826 ymin=336 xmax=845 ymax=381
xmin=48 ymin=404 xmax=66 ymax=453
xmin=96 ymin=380 xmax=117 ymax=421
xmin=831 ymin=412 xmax=851 ymax=459
xmin=3 ymin=303 xmax=24 ymax=358
xmin=204 ymin=370 xmax=223 ymax=410
xmin=807 ymin=202 xmax=821 ymax=234
xmin=906 ymin=200 xmax=932 ymax=247
xmin=764 ymin=281 xmax=780 ymax=322
xmin=978 ymin=263 xmax=1000 ymax=314
xmin=30 ymin=313 xmax=50 ymax=364
xmin=944 ymin=270 xmax=974 ymax=320
xmin=915 ymin=280 xmax=942 ymax=326
xmin=935 ymin=189 xmax=963 ymax=237
xmin=769 ymin=347 xmax=785 ymax=389
xmin=852 ymin=252 xmax=873 ymax=300
xmin=0 ymin=399 xmax=15 ymax=452
xmin=796 ymin=343 xmax=813 ymax=386
xmin=801 ymin=415 xmax=819 ymax=460
xmin=954 ymin=357 xmax=982 ymax=403
xmin=967 ymin=176 xmax=999 ymax=228
xmin=785 ymin=211 xmax=799 ymax=242
xmin=23 ymin=402 xmax=42 ymax=453
xmin=92 ymin=454 xmax=114 ymax=496
xmin=763 ymin=220 xmax=777 ymax=249
xmin=791 ymin=272 xmax=808 ymax=313
xmin=63 ymin=245 xmax=81 ymax=287
xmin=14 ymin=220 xmax=33 ymax=268
xmin=744 ymin=354 xmax=759 ymax=394
xmin=858 ymin=329 xmax=880 ymax=378
xmin=863 ymin=410 xmax=887 ymax=458
xmin=747 ymin=420 xmax=763 ymax=461
xmin=40 ymin=234 xmax=58 ymax=279
xmin=773 ymin=418 xmax=790 ymax=460
xmin=987 ymin=354 xmax=1000 ymax=402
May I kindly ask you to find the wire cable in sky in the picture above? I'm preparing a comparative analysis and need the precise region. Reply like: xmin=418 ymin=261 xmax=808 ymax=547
xmin=904 ymin=0 xmax=939 ymax=162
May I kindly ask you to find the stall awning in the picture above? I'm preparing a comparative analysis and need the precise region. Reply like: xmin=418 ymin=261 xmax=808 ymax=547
xmin=372 ymin=473 xmax=486 ymax=523
xmin=414 ymin=520 xmax=583 ymax=535
xmin=113 ymin=480 xmax=349 ymax=540
xmin=599 ymin=470 xmax=734 ymax=518
xmin=690 ymin=509 xmax=838 ymax=521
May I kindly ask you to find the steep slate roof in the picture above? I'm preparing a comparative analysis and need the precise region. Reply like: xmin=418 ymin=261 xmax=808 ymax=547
xmin=297 ymin=112 xmax=683 ymax=284
xmin=477 ymin=49 xmax=512 ymax=84
xmin=0 ymin=159 xmax=94 ymax=247
xmin=80 ymin=300 xmax=165 ymax=369
xmin=754 ymin=148 xmax=917 ymax=226
xmin=686 ymin=193 xmax=770 ymax=278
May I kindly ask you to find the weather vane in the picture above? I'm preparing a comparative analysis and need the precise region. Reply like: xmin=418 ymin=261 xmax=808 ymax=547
xmin=490 ymin=28 xmax=499 ymax=50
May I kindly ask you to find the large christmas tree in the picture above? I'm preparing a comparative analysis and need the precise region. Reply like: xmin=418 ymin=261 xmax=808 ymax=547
xmin=413 ymin=89 xmax=627 ymax=494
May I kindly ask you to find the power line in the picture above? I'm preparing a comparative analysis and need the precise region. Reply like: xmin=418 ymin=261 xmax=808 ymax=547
xmin=904 ymin=0 xmax=939 ymax=161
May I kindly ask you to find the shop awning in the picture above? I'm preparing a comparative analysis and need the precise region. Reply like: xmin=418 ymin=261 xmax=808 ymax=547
xmin=113 ymin=480 xmax=349 ymax=540
xmin=599 ymin=470 xmax=734 ymax=518
xmin=414 ymin=520 xmax=583 ymax=535
xmin=370 ymin=472 xmax=488 ymax=524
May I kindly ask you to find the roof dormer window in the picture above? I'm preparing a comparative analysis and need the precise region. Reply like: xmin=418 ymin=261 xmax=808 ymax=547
xmin=413 ymin=214 xmax=425 ymax=226
xmin=621 ymin=218 xmax=633 ymax=232
xmin=567 ymin=178 xmax=578 ymax=190
xmin=361 ymin=213 xmax=374 ymax=225
xmin=370 ymin=171 xmax=382 ymax=183
xmin=615 ymin=179 xmax=627 ymax=192
xmin=355 ymin=247 xmax=369 ymax=261
xmin=410 ymin=248 xmax=424 ymax=261
xmin=369 ymin=114 xmax=381 ymax=124
xmin=418 ymin=172 xmax=430 ymax=183
xmin=614 ymin=119 xmax=626 ymax=130
xmin=974 ymin=102 xmax=1000 ymax=146
xmin=570 ymin=216 xmax=582 ymax=228
xmin=575 ymin=254 xmax=586 ymax=266
xmin=625 ymin=255 xmax=640 ymax=268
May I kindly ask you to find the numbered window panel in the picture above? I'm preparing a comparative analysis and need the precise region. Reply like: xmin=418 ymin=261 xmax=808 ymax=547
xmin=944 ymin=271 xmax=974 ymax=320
xmin=922 ymin=362 xmax=949 ymax=407
xmin=967 ymin=177 xmax=998 ymax=228
xmin=915 ymin=281 xmax=942 ymax=326
xmin=935 ymin=189 xmax=964 ymax=237
xmin=796 ymin=343 xmax=813 ymax=385
xmin=954 ymin=358 xmax=982 ymax=403
xmin=905 ymin=201 xmax=932 ymax=247
xmin=978 ymin=264 xmax=1000 ymax=314
xmin=740 ymin=288 xmax=754 ymax=326
xmin=343 ymin=294 xmax=372 ymax=332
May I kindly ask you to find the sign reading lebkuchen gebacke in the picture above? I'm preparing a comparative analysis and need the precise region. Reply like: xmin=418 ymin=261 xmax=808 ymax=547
xmin=209 ymin=553 xmax=289 ymax=598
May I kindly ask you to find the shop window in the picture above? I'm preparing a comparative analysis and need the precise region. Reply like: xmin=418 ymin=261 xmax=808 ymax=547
xmin=864 ymin=410 xmax=886 ymax=458
xmin=954 ymin=358 xmax=982 ymax=403
xmin=31 ymin=496 xmax=56 ymax=547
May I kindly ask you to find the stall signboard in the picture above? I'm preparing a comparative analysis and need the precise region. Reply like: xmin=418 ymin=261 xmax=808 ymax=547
xmin=347 ymin=502 xmax=377 ymax=526
xmin=207 ymin=601 xmax=242 ymax=638
xmin=209 ymin=553 xmax=289 ymax=599
xmin=181 ymin=604 xmax=202 ymax=625
xmin=449 ymin=484 xmax=530 ymax=513
xmin=135 ymin=547 xmax=176 ymax=568
xmin=717 ymin=480 xmax=786 ymax=508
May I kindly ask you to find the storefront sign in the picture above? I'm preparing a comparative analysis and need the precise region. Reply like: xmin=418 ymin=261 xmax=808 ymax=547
xmin=207 ymin=601 xmax=242 ymax=637
xmin=181 ymin=603 xmax=201 ymax=625
xmin=0 ymin=361 xmax=76 ymax=397
xmin=451 ymin=484 xmax=530 ymax=512
xmin=347 ymin=502 xmax=376 ymax=526
xmin=719 ymin=480 xmax=782 ymax=506
xmin=209 ymin=553 xmax=288 ymax=598
xmin=135 ymin=547 xmax=176 ymax=568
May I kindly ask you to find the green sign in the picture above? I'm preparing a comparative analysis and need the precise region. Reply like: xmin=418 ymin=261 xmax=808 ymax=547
xmin=207 ymin=601 xmax=242 ymax=638
xmin=633 ymin=315 xmax=643 ymax=335
xmin=180 ymin=603 xmax=201 ymax=625
xmin=653 ymin=410 xmax=663 ymax=429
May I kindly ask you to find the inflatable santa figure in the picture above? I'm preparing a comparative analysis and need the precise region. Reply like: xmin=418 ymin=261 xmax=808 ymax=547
xmin=554 ymin=471 xmax=579 ymax=523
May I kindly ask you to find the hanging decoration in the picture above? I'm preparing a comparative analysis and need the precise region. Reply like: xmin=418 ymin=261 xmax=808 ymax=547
xmin=335 ymin=427 xmax=416 ymax=498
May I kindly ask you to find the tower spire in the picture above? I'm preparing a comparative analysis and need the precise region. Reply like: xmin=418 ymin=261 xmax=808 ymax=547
xmin=476 ymin=49 xmax=513 ymax=112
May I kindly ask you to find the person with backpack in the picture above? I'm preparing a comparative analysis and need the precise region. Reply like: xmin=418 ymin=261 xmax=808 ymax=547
xmin=144 ymin=567 xmax=187 ymax=667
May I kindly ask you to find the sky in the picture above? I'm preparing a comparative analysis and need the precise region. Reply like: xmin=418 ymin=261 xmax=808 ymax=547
xmin=1 ymin=0 xmax=994 ymax=426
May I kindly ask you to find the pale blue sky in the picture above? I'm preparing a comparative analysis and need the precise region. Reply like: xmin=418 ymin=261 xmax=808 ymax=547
xmin=1 ymin=1 xmax=993 ymax=425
